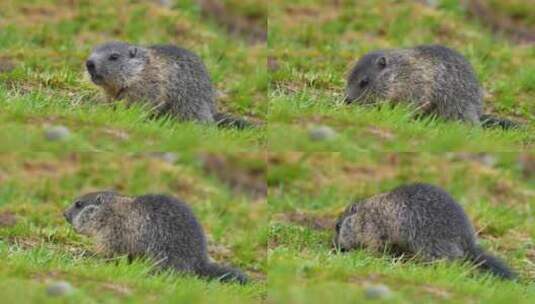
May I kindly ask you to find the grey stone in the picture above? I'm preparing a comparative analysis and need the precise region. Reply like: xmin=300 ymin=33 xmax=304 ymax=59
xmin=46 ymin=281 xmax=74 ymax=297
xmin=45 ymin=125 xmax=70 ymax=141
xmin=364 ymin=284 xmax=392 ymax=300
xmin=425 ymin=0 xmax=439 ymax=7
xmin=160 ymin=152 xmax=179 ymax=164
xmin=158 ymin=0 xmax=173 ymax=7
xmin=309 ymin=125 xmax=337 ymax=141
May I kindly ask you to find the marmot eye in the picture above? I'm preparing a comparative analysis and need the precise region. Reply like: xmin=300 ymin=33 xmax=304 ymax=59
xmin=377 ymin=56 xmax=387 ymax=69
xmin=335 ymin=221 xmax=342 ymax=232
xmin=74 ymin=201 xmax=83 ymax=208
xmin=359 ymin=78 xmax=369 ymax=88
xmin=108 ymin=53 xmax=120 ymax=61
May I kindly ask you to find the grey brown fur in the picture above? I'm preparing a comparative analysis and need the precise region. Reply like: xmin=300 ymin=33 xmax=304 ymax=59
xmin=334 ymin=183 xmax=516 ymax=279
xmin=64 ymin=191 xmax=248 ymax=284
xmin=345 ymin=45 xmax=517 ymax=128
xmin=86 ymin=41 xmax=249 ymax=128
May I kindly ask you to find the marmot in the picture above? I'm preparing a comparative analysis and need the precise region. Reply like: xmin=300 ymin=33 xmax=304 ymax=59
xmin=63 ymin=191 xmax=248 ymax=284
xmin=85 ymin=41 xmax=250 ymax=128
xmin=345 ymin=44 xmax=517 ymax=129
xmin=334 ymin=183 xmax=516 ymax=280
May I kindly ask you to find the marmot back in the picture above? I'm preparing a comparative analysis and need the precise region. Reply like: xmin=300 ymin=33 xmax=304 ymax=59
xmin=345 ymin=45 xmax=517 ymax=128
xmin=64 ymin=191 xmax=248 ymax=284
xmin=334 ymin=183 xmax=516 ymax=280
xmin=86 ymin=41 xmax=250 ymax=128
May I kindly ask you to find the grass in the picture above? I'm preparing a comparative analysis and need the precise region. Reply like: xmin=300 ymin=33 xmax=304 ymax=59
xmin=268 ymin=0 xmax=535 ymax=151
xmin=1 ymin=0 xmax=535 ymax=303
xmin=0 ymin=0 xmax=267 ymax=151
xmin=0 ymin=152 xmax=267 ymax=303
xmin=268 ymin=152 xmax=535 ymax=303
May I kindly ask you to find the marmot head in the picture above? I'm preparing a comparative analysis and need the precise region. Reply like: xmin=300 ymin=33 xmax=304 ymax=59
xmin=86 ymin=42 xmax=149 ymax=97
xmin=64 ymin=191 xmax=118 ymax=235
xmin=345 ymin=50 xmax=392 ymax=105
xmin=333 ymin=202 xmax=361 ymax=252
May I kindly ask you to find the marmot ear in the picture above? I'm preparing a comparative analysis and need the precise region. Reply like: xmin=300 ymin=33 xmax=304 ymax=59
xmin=376 ymin=56 xmax=387 ymax=69
xmin=129 ymin=47 xmax=138 ymax=58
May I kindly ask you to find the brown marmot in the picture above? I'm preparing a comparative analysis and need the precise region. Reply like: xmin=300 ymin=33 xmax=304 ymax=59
xmin=345 ymin=44 xmax=518 ymax=129
xmin=64 ymin=191 xmax=248 ymax=284
xmin=85 ymin=41 xmax=250 ymax=128
xmin=334 ymin=183 xmax=516 ymax=279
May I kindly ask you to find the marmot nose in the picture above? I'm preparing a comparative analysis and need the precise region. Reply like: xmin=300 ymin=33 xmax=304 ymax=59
xmin=86 ymin=60 xmax=95 ymax=72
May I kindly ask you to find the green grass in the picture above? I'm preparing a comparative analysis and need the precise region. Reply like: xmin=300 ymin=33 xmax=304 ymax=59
xmin=268 ymin=93 xmax=533 ymax=152
xmin=268 ymin=152 xmax=535 ymax=303
xmin=268 ymin=0 xmax=535 ymax=151
xmin=0 ymin=152 xmax=266 ymax=303
xmin=0 ymin=0 xmax=267 ymax=151
xmin=2 ymin=0 xmax=535 ymax=303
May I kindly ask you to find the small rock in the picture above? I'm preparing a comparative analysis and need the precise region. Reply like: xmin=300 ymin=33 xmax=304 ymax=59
xmin=149 ymin=152 xmax=179 ymax=164
xmin=45 ymin=125 xmax=70 ymax=141
xmin=160 ymin=152 xmax=179 ymax=164
xmin=159 ymin=0 xmax=173 ymax=7
xmin=364 ymin=284 xmax=392 ymax=300
xmin=46 ymin=281 xmax=74 ymax=297
xmin=309 ymin=125 xmax=337 ymax=141
xmin=424 ymin=0 xmax=439 ymax=7
xmin=479 ymin=154 xmax=497 ymax=167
